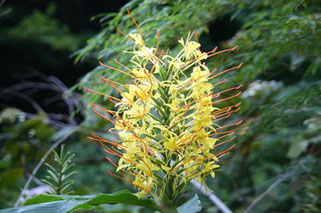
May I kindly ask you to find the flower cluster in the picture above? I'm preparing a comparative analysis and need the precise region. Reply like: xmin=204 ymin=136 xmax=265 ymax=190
xmin=88 ymin=24 xmax=243 ymax=207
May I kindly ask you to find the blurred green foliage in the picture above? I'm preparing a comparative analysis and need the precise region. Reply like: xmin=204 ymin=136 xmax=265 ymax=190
xmin=1 ymin=0 xmax=320 ymax=212
xmin=1 ymin=3 xmax=86 ymax=52
xmin=0 ymin=109 xmax=55 ymax=207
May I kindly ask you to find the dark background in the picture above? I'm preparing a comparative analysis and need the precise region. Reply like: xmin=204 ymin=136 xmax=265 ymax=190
xmin=0 ymin=0 xmax=129 ymax=113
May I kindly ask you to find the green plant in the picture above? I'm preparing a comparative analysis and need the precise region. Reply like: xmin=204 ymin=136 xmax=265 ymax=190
xmin=42 ymin=145 xmax=76 ymax=195
xmin=86 ymin=9 xmax=243 ymax=211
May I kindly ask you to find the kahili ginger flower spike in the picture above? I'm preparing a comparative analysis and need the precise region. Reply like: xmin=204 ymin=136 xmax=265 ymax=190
xmin=88 ymin=10 xmax=243 ymax=208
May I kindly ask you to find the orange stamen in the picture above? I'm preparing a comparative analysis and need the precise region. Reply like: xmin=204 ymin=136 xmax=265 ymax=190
xmin=106 ymin=157 xmax=136 ymax=177
xmin=153 ymin=31 xmax=161 ymax=57
xmin=126 ymin=9 xmax=144 ymax=45
xmin=134 ymin=90 xmax=145 ymax=101
xmin=103 ymin=148 xmax=132 ymax=163
xmin=101 ymin=75 xmax=128 ymax=89
xmin=100 ymin=76 xmax=134 ymax=105
xmin=207 ymin=46 xmax=218 ymax=54
xmin=106 ymin=157 xmax=119 ymax=168
xmin=178 ymin=69 xmax=217 ymax=91
xmin=118 ymin=171 xmax=134 ymax=182
xmin=117 ymin=27 xmax=135 ymax=43
xmin=111 ymin=146 xmax=125 ymax=156
xmin=108 ymin=171 xmax=146 ymax=191
xmin=217 ymin=152 xmax=230 ymax=159
xmin=211 ymin=102 xmax=241 ymax=115
xmin=179 ymin=52 xmax=208 ymax=69
xmin=92 ymin=132 xmax=127 ymax=148
xmin=213 ymin=136 xmax=236 ymax=148
xmin=209 ymin=63 xmax=243 ymax=80
xmin=193 ymin=31 xmax=200 ymax=44
xmin=200 ymin=144 xmax=236 ymax=161
xmin=95 ymin=105 xmax=148 ymax=154
xmin=212 ymin=113 xmax=232 ymax=123
xmin=114 ymin=58 xmax=136 ymax=75
xmin=212 ymin=108 xmax=240 ymax=120
xmin=177 ymin=92 xmax=213 ymax=112
xmin=207 ymin=127 xmax=239 ymax=137
xmin=169 ymin=156 xmax=197 ymax=174
xmin=207 ymin=46 xmax=238 ymax=58
xmin=211 ymin=92 xmax=242 ymax=105
xmin=132 ymin=80 xmax=148 ymax=99
xmin=214 ymin=85 xmax=243 ymax=97
xmin=150 ymin=51 xmax=164 ymax=74
xmin=211 ymin=79 xmax=227 ymax=89
xmin=91 ymin=103 xmax=135 ymax=133
xmin=216 ymin=120 xmax=243 ymax=131
xmin=174 ymin=127 xmax=203 ymax=149
xmin=215 ymin=132 xmax=234 ymax=141
xmin=215 ymin=144 xmax=236 ymax=156
xmin=199 ymin=127 xmax=238 ymax=138
xmin=92 ymin=109 xmax=118 ymax=126
xmin=99 ymin=61 xmax=136 ymax=78
xmin=88 ymin=136 xmax=125 ymax=149
xmin=87 ymin=88 xmax=130 ymax=105
xmin=139 ymin=158 xmax=153 ymax=177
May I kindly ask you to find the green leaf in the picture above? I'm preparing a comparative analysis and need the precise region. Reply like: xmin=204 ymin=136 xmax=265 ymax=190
xmin=0 ymin=190 xmax=160 ymax=213
xmin=177 ymin=194 xmax=201 ymax=213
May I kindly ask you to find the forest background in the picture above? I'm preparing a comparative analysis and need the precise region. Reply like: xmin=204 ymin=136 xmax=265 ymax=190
xmin=0 ymin=0 xmax=320 ymax=212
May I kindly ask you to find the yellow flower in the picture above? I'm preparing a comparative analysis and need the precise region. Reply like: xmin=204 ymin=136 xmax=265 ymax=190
xmin=88 ymin=27 xmax=243 ymax=207
xmin=164 ymin=135 xmax=177 ymax=151
xmin=129 ymin=33 xmax=144 ymax=46
xmin=179 ymin=38 xmax=202 ymax=60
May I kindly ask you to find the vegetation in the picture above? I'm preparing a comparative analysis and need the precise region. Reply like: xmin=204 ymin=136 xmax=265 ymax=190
xmin=42 ymin=145 xmax=76 ymax=195
xmin=0 ymin=0 xmax=320 ymax=212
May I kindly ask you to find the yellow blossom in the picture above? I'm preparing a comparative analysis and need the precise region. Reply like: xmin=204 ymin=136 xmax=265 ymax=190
xmin=89 ymin=27 xmax=243 ymax=207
